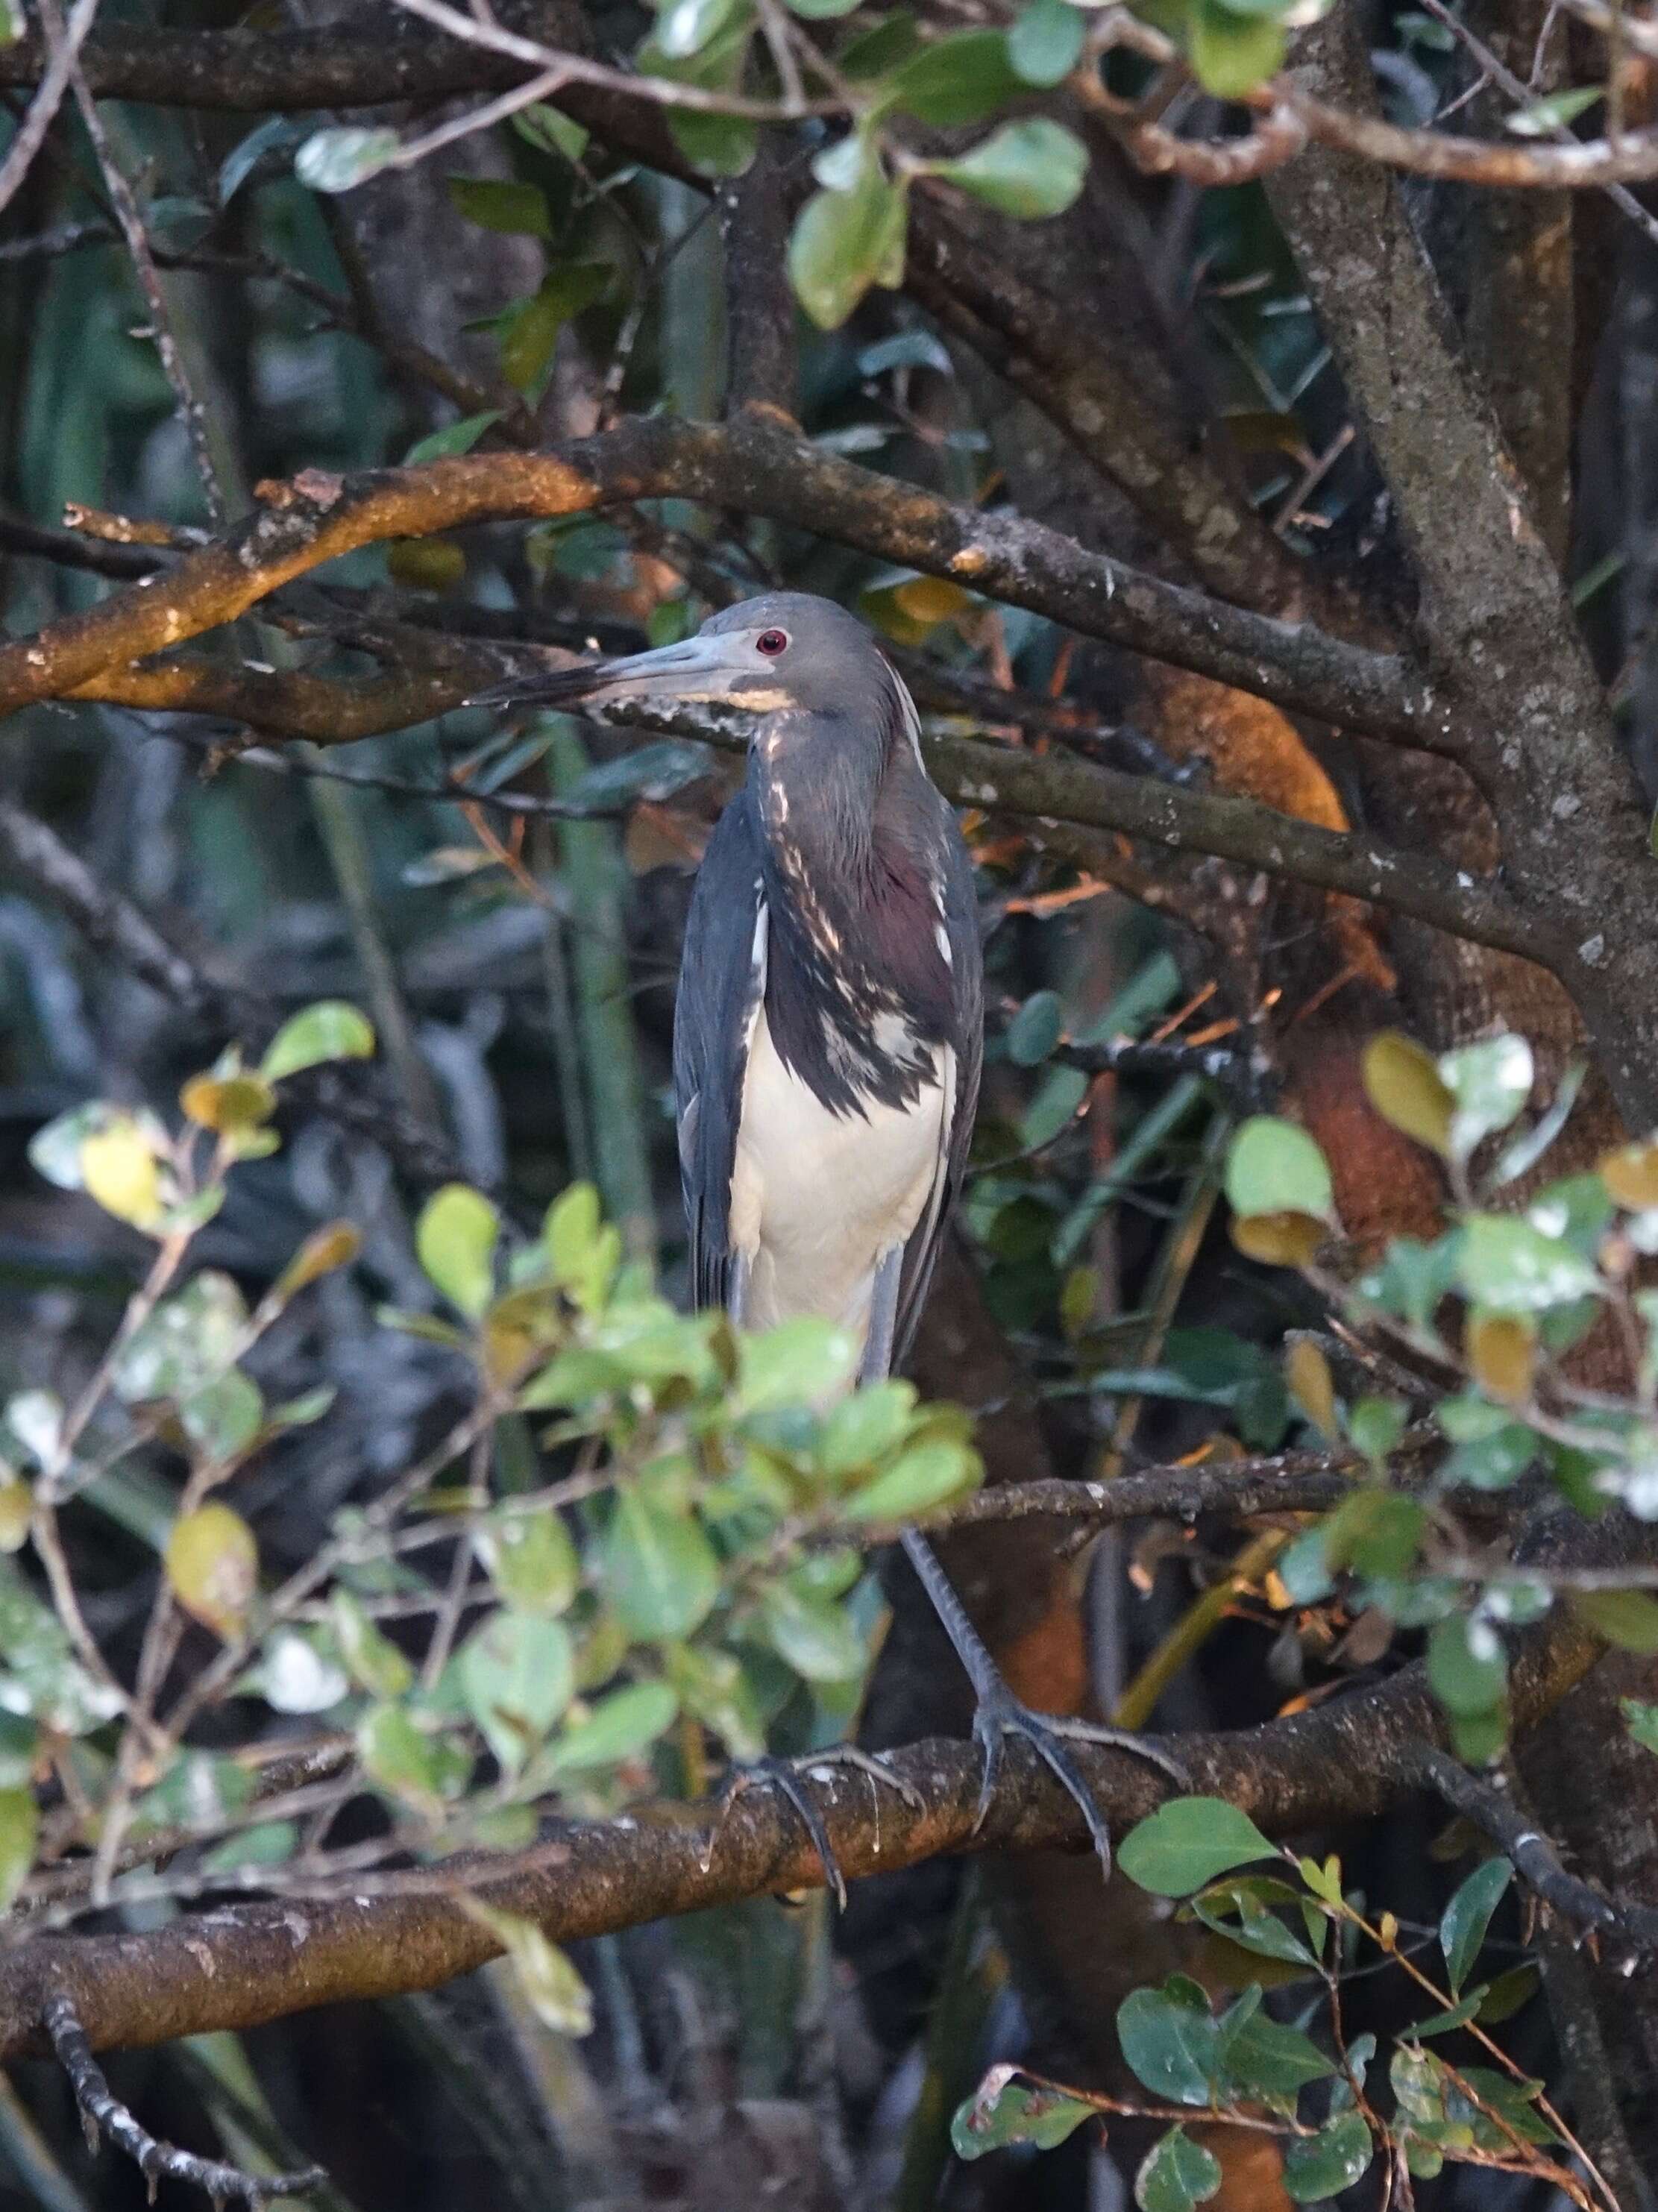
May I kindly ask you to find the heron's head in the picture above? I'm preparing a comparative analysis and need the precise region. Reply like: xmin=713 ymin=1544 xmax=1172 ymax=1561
xmin=475 ymin=591 xmax=907 ymax=738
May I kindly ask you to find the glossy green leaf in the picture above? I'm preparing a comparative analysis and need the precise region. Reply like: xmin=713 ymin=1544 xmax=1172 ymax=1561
xmin=817 ymin=1379 xmax=917 ymax=1478
xmin=1427 ymin=1614 xmax=1507 ymax=1719
xmin=331 ymin=1588 xmax=414 ymax=1697
xmin=403 ymin=410 xmax=504 ymax=465
xmin=548 ymin=1680 xmax=677 ymax=1771
xmin=841 ymin=1437 xmax=979 ymax=1521
xmin=600 ymin=1490 xmax=720 ymax=1641
xmin=1117 ymin=1797 xmax=1276 ymax=1896
xmin=1284 ymin=2112 xmax=1374 ymax=2204
xmin=1006 ymin=989 xmax=1064 ymax=1066
xmin=933 ymin=119 xmax=1087 ymax=220
xmin=480 ymin=1507 xmax=580 ymax=1617
xmin=736 ymin=1316 xmax=858 ymax=1412
xmin=446 ymin=175 xmax=552 ymax=236
xmin=260 ymin=1000 xmax=375 ymax=1081
xmin=759 ymin=1581 xmax=866 ymax=1682
xmin=416 ymin=1184 xmax=500 ymax=1319
xmin=1188 ymin=0 xmax=1284 ymax=96
xmin=1226 ymin=1118 xmax=1333 ymax=1223
xmin=1136 ymin=2127 xmax=1223 ymax=2212
xmin=788 ymin=153 xmax=908 ymax=332
xmin=1222 ymin=2003 xmax=1334 ymax=2108
xmin=1573 ymin=1588 xmax=1658 ymax=1653
xmin=357 ymin=1703 xmax=471 ymax=1814
xmin=951 ymin=2065 xmax=1096 ymax=2161
xmin=883 ymin=30 xmax=1023 ymax=126
xmin=1008 ymin=0 xmax=1084 ymax=84
xmin=1439 ymin=1035 xmax=1533 ymax=1163
xmin=459 ymin=1612 xmax=575 ymax=1772
xmin=1116 ymin=1976 xmax=1220 ymax=2105
xmin=295 ymin=126 xmax=400 ymax=194
xmin=1455 ymin=1215 xmax=1599 ymax=1315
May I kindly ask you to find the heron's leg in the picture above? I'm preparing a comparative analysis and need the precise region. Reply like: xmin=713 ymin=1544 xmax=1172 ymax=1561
xmin=712 ymin=1750 xmax=925 ymax=1910
xmin=726 ymin=1250 xmax=752 ymax=1328
xmin=859 ymin=1246 xmax=903 ymax=1383
xmin=899 ymin=1527 xmax=1188 ymax=1876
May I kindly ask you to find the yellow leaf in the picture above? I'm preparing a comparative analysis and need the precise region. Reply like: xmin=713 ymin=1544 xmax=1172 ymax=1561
xmin=1601 ymin=1140 xmax=1658 ymax=1211
xmin=180 ymin=1071 xmax=277 ymax=1134
xmin=274 ymin=1222 xmax=362 ymax=1301
xmin=893 ymin=576 xmax=971 ymax=626
xmin=166 ymin=1504 xmax=258 ymax=1638
xmin=1361 ymin=1032 xmax=1453 ymax=1157
xmin=1231 ymin=1211 xmax=1325 ymax=1268
xmin=388 ymin=538 xmax=466 ymax=591
xmin=1286 ymin=1338 xmax=1337 ymax=1437
xmin=79 ymin=1122 xmax=164 ymax=1230
xmin=1464 ymin=1312 xmax=1535 ymax=1403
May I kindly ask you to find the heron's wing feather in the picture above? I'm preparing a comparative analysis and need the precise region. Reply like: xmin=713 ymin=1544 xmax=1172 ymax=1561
xmin=891 ymin=813 xmax=983 ymax=1370
xmin=673 ymin=791 xmax=767 ymax=1316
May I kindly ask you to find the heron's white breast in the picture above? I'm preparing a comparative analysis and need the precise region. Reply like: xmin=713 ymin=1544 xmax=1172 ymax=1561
xmin=727 ymin=1009 xmax=946 ymax=1340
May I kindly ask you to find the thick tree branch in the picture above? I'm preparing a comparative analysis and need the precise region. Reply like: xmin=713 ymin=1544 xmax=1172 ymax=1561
xmin=0 ymin=417 xmax=1439 ymax=741
xmin=0 ymin=1608 xmax=1601 ymax=2066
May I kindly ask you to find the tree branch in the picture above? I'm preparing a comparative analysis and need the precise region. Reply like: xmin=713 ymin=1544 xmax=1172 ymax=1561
xmin=0 ymin=1606 xmax=1601 ymax=2067
xmin=0 ymin=416 xmax=1439 ymax=743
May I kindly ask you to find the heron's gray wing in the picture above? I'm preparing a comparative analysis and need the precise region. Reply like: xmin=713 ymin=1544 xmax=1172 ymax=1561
xmin=891 ymin=811 xmax=983 ymax=1369
xmin=673 ymin=788 xmax=767 ymax=1316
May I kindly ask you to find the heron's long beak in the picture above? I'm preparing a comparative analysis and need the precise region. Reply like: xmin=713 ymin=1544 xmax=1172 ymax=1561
xmin=470 ymin=632 xmax=758 ymax=714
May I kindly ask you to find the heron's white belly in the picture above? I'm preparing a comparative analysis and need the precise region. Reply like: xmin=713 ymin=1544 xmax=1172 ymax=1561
xmin=727 ymin=1010 xmax=944 ymax=1341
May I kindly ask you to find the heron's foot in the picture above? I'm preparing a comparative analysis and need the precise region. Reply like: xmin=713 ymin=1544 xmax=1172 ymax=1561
xmin=712 ymin=1749 xmax=924 ymax=1909
xmin=970 ymin=1687 xmax=1190 ymax=1878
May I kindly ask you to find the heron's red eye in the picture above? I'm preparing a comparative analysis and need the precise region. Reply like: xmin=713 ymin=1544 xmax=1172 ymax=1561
xmin=756 ymin=629 xmax=788 ymax=657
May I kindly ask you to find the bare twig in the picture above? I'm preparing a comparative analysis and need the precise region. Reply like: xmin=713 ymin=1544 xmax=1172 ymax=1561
xmin=0 ymin=0 xmax=101 ymax=221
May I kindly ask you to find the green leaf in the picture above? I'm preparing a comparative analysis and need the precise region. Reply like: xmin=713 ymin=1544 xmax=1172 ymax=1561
xmin=180 ymin=1368 xmax=264 ymax=1464
xmin=1284 ymin=2112 xmax=1374 ymax=2204
xmin=1456 ymin=1214 xmax=1599 ymax=1314
xmin=459 ymin=1612 xmax=576 ymax=1772
xmin=841 ymin=1437 xmax=979 ymax=1520
xmin=415 ymin=1184 xmax=500 ymax=1319
xmin=1507 ymin=84 xmax=1604 ymax=136
xmin=497 ymin=264 xmax=610 ymax=395
xmin=295 ymin=126 xmax=401 ymax=194
xmin=932 ymin=119 xmax=1088 ymax=220
xmin=1191 ymin=1883 xmax=1318 ymax=1967
xmin=1477 ymin=1964 xmax=1540 ymax=2023
xmin=1574 ymin=1588 xmax=1658 ymax=1653
xmin=403 ymin=410 xmax=504 ymax=464
xmin=736 ymin=1317 xmax=859 ymax=1412
xmin=1621 ymin=1694 xmax=1658 ymax=1754
xmin=818 ymin=1379 xmax=917 ymax=1478
xmin=447 ymin=175 xmax=553 ymax=236
xmin=261 ymin=1001 xmax=374 ymax=1081
xmin=1188 ymin=0 xmax=1284 ymax=97
xmin=1006 ymin=989 xmax=1064 ymax=1065
xmin=357 ymin=1703 xmax=471 ymax=1815
xmin=600 ymin=1490 xmax=720 ymax=1641
xmin=1117 ymin=1797 xmax=1276 ymax=1896
xmin=1427 ymin=1614 xmax=1507 ymax=1720
xmin=759 ymin=1581 xmax=867 ymax=1682
xmin=656 ymin=0 xmax=747 ymax=60
xmin=1136 ymin=2127 xmax=1223 ymax=2212
xmin=788 ymin=153 xmax=908 ymax=332
xmin=545 ymin=1181 xmax=601 ymax=1283
xmin=1226 ymin=1118 xmax=1333 ymax=1222
xmin=1221 ymin=2004 xmax=1334 ymax=2107
xmin=951 ymin=2065 xmax=1096 ymax=2161
xmin=1360 ymin=1031 xmax=1453 ymax=1156
xmin=480 ymin=1507 xmax=580 ymax=1616
xmin=1008 ymin=0 xmax=1085 ymax=85
xmin=513 ymin=104 xmax=590 ymax=160
xmin=0 ymin=1787 xmax=37 ymax=1911
xmin=467 ymin=1902 xmax=594 ymax=2032
xmin=1116 ymin=1976 xmax=1221 ymax=2105
xmin=665 ymin=1641 xmax=765 ymax=1760
xmin=883 ymin=30 xmax=1023 ymax=126
xmin=331 ymin=1589 xmax=414 ymax=1697
xmin=1439 ymin=1035 xmax=1533 ymax=1164
xmin=1410 ymin=1988 xmax=1486 ymax=2037
xmin=548 ymin=1680 xmax=677 ymax=1771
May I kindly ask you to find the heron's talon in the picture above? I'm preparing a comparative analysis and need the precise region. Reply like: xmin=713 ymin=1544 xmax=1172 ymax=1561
xmin=720 ymin=1747 xmax=921 ymax=1911
xmin=968 ymin=1691 xmax=1186 ymax=1879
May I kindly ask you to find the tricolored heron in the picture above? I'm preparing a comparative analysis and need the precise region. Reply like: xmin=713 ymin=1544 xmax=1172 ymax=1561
xmin=482 ymin=591 xmax=1184 ymax=1878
